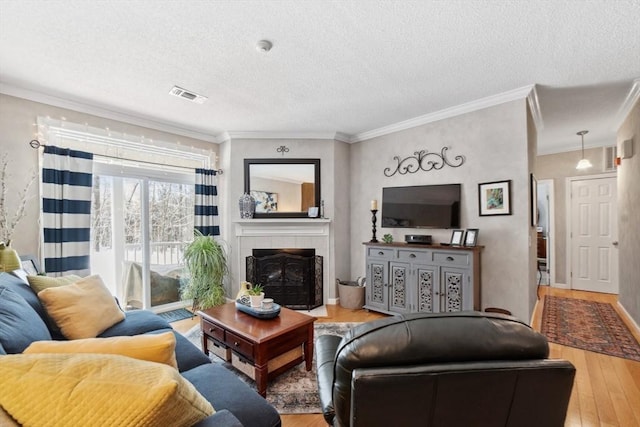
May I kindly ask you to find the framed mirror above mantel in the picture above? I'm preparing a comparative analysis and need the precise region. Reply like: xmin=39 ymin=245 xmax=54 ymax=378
xmin=244 ymin=158 xmax=321 ymax=218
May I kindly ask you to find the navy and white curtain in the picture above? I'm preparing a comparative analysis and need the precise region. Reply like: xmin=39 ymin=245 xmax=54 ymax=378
xmin=42 ymin=146 xmax=93 ymax=276
xmin=194 ymin=168 xmax=220 ymax=236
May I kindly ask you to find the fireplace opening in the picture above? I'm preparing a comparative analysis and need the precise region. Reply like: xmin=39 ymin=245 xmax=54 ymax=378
xmin=246 ymin=248 xmax=322 ymax=310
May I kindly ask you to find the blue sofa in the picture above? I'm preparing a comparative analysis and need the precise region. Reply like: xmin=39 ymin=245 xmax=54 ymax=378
xmin=0 ymin=271 xmax=281 ymax=427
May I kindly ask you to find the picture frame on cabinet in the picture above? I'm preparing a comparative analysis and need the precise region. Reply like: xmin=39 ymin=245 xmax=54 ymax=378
xmin=478 ymin=180 xmax=512 ymax=216
xmin=450 ymin=229 xmax=464 ymax=246
xmin=464 ymin=229 xmax=479 ymax=247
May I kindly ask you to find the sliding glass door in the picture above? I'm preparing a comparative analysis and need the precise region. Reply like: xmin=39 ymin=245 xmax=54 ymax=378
xmin=90 ymin=163 xmax=194 ymax=311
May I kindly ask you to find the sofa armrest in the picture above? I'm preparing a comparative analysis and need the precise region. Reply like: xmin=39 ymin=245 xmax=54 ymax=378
xmin=315 ymin=333 xmax=343 ymax=425
xmin=192 ymin=409 xmax=244 ymax=427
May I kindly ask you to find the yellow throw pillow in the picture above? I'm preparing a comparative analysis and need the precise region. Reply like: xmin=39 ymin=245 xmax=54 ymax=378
xmin=24 ymin=331 xmax=178 ymax=369
xmin=26 ymin=274 xmax=82 ymax=294
xmin=0 ymin=353 xmax=214 ymax=427
xmin=37 ymin=275 xmax=125 ymax=339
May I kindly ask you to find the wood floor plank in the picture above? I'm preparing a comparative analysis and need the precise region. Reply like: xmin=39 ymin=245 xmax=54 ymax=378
xmin=585 ymin=350 xmax=619 ymax=425
xmin=566 ymin=345 xmax=599 ymax=426
xmin=609 ymin=357 xmax=640 ymax=427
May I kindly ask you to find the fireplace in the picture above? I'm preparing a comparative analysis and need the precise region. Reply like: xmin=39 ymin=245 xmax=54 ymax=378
xmin=246 ymin=248 xmax=323 ymax=310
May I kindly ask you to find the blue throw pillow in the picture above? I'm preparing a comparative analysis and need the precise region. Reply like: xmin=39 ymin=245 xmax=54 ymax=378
xmin=0 ymin=272 xmax=63 ymax=339
xmin=0 ymin=287 xmax=52 ymax=353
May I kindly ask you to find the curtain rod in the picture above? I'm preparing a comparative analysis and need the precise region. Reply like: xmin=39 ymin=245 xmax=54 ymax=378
xmin=28 ymin=139 xmax=223 ymax=174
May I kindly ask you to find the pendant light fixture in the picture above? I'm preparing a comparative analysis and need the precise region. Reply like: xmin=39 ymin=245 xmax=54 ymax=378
xmin=575 ymin=130 xmax=593 ymax=170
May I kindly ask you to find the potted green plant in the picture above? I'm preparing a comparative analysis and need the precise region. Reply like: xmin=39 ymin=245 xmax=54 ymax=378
xmin=181 ymin=229 xmax=229 ymax=310
xmin=247 ymin=283 xmax=264 ymax=308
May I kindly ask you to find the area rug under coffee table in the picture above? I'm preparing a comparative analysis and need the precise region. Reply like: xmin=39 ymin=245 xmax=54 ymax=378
xmin=541 ymin=296 xmax=640 ymax=362
xmin=183 ymin=322 xmax=360 ymax=413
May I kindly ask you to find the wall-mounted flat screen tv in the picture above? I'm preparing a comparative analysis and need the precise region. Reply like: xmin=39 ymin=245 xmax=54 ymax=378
xmin=382 ymin=184 xmax=461 ymax=229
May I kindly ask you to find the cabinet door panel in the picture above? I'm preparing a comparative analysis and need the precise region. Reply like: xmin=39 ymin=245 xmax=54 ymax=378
xmin=440 ymin=267 xmax=470 ymax=312
xmin=389 ymin=263 xmax=411 ymax=314
xmin=415 ymin=265 xmax=437 ymax=313
xmin=366 ymin=260 xmax=388 ymax=311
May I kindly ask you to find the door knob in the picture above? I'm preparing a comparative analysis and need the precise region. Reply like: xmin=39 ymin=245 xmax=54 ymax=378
xmin=612 ymin=241 xmax=619 ymax=246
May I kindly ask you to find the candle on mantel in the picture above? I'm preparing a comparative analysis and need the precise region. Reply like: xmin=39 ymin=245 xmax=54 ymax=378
xmin=371 ymin=199 xmax=378 ymax=211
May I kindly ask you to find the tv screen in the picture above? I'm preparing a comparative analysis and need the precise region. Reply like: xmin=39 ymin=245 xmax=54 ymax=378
xmin=382 ymin=184 xmax=461 ymax=229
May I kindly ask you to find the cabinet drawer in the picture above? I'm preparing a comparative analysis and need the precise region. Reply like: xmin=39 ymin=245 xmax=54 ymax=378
xmin=367 ymin=247 xmax=394 ymax=258
xmin=225 ymin=331 xmax=255 ymax=360
xmin=201 ymin=319 xmax=225 ymax=342
xmin=397 ymin=249 xmax=430 ymax=262
xmin=433 ymin=251 xmax=469 ymax=266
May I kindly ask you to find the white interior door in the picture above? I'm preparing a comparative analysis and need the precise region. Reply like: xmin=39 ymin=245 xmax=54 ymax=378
xmin=570 ymin=177 xmax=618 ymax=293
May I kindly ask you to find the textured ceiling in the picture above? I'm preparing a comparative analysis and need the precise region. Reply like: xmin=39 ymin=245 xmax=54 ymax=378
xmin=1 ymin=0 xmax=639 ymax=154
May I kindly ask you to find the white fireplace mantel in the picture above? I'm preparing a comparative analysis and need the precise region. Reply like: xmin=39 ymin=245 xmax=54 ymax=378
xmin=234 ymin=218 xmax=331 ymax=237
xmin=233 ymin=218 xmax=333 ymax=304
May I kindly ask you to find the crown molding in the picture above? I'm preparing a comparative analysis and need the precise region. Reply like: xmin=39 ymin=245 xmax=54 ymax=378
xmin=349 ymin=85 xmax=537 ymax=143
xmin=527 ymin=85 xmax=544 ymax=131
xmin=333 ymin=132 xmax=351 ymax=143
xmin=226 ymin=131 xmax=346 ymax=141
xmin=614 ymin=78 xmax=640 ymax=130
xmin=0 ymin=82 xmax=220 ymax=143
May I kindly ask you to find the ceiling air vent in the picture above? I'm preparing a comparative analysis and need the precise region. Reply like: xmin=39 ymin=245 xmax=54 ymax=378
xmin=169 ymin=86 xmax=208 ymax=104
xmin=603 ymin=146 xmax=617 ymax=172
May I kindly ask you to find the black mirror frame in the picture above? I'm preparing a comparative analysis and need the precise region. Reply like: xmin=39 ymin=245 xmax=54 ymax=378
xmin=244 ymin=158 xmax=321 ymax=218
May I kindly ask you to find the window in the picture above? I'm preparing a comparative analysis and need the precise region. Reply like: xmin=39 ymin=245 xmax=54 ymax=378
xmin=91 ymin=164 xmax=194 ymax=311
xmin=38 ymin=117 xmax=212 ymax=311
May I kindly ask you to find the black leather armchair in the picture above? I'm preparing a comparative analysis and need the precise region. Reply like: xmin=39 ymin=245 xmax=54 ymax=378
xmin=316 ymin=311 xmax=575 ymax=427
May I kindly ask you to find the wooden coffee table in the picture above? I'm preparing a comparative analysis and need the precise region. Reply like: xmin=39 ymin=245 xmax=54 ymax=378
xmin=197 ymin=302 xmax=316 ymax=397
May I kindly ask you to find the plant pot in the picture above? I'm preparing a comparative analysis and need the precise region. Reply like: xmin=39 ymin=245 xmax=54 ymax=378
xmin=249 ymin=292 xmax=265 ymax=308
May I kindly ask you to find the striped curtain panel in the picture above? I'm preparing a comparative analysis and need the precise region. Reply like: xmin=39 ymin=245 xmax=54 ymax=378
xmin=42 ymin=146 xmax=93 ymax=276
xmin=194 ymin=168 xmax=220 ymax=236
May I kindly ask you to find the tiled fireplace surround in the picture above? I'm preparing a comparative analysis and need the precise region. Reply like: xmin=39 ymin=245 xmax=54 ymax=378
xmin=234 ymin=218 xmax=333 ymax=305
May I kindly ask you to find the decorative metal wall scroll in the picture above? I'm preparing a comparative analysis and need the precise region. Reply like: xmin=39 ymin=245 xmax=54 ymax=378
xmin=276 ymin=145 xmax=289 ymax=155
xmin=383 ymin=146 xmax=465 ymax=177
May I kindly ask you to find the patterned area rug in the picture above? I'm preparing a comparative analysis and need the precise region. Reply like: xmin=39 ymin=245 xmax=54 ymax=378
xmin=541 ymin=296 xmax=640 ymax=362
xmin=182 ymin=322 xmax=361 ymax=414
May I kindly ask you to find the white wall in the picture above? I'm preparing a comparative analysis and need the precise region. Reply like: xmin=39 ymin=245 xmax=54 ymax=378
xmin=349 ymin=99 xmax=536 ymax=321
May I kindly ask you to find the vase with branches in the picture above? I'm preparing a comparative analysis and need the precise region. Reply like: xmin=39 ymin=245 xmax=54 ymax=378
xmin=0 ymin=153 xmax=37 ymax=243
xmin=181 ymin=229 xmax=229 ymax=310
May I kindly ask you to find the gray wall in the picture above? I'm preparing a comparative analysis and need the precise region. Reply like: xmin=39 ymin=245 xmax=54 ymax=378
xmin=0 ymin=94 xmax=217 ymax=259
xmin=349 ymin=99 xmax=537 ymax=322
xmin=617 ymin=99 xmax=640 ymax=325
xmin=535 ymin=146 xmax=609 ymax=284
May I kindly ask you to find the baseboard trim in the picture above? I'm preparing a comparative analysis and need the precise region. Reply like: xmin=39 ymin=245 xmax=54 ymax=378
xmin=327 ymin=298 xmax=339 ymax=305
xmin=616 ymin=301 xmax=640 ymax=337
xmin=551 ymin=282 xmax=570 ymax=289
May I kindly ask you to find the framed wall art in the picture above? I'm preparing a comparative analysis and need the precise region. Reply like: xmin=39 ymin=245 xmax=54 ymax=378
xmin=19 ymin=255 xmax=41 ymax=275
xmin=530 ymin=173 xmax=538 ymax=227
xmin=250 ymin=190 xmax=278 ymax=213
xmin=478 ymin=180 xmax=512 ymax=216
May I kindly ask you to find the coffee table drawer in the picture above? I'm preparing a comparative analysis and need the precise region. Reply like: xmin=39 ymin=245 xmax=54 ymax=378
xmin=201 ymin=319 xmax=225 ymax=342
xmin=225 ymin=331 xmax=254 ymax=360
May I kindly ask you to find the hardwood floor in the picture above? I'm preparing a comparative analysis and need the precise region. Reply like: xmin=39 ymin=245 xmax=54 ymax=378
xmin=171 ymin=291 xmax=640 ymax=427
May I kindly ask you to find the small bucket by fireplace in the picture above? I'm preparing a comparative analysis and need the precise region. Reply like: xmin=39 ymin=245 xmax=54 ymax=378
xmin=246 ymin=248 xmax=323 ymax=310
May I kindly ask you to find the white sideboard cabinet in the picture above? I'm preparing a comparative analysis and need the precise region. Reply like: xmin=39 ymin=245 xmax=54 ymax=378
xmin=363 ymin=242 xmax=482 ymax=315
